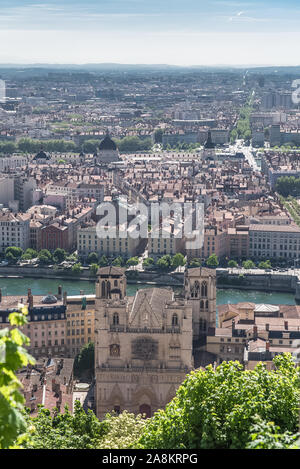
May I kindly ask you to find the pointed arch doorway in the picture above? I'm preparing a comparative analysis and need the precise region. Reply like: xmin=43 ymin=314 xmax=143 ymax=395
xmin=139 ymin=403 xmax=151 ymax=419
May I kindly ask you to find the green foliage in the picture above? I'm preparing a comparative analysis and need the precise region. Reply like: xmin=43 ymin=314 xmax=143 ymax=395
xmin=82 ymin=139 xmax=99 ymax=154
xmin=154 ymin=129 xmax=163 ymax=144
xmin=189 ymin=258 xmax=202 ymax=267
xmin=53 ymin=248 xmax=67 ymax=264
xmin=18 ymin=138 xmax=77 ymax=154
xmin=23 ymin=401 xmax=103 ymax=449
xmin=246 ymin=416 xmax=300 ymax=449
xmin=242 ymin=259 xmax=255 ymax=269
xmin=72 ymin=263 xmax=83 ymax=274
xmin=171 ymin=253 xmax=186 ymax=268
xmin=89 ymin=263 xmax=98 ymax=275
xmin=115 ymin=136 xmax=153 ymax=152
xmin=38 ymin=249 xmax=53 ymax=265
xmin=206 ymin=254 xmax=219 ymax=268
xmin=98 ymin=411 xmax=146 ymax=449
xmin=74 ymin=342 xmax=94 ymax=379
xmin=23 ymin=402 xmax=145 ymax=449
xmin=0 ymin=141 xmax=17 ymax=154
xmin=126 ymin=256 xmax=139 ymax=267
xmin=0 ymin=305 xmax=35 ymax=449
xmin=276 ymin=176 xmax=300 ymax=197
xmin=5 ymin=246 xmax=23 ymax=263
xmin=112 ymin=256 xmax=125 ymax=267
xmin=156 ymin=255 xmax=172 ymax=271
xmin=137 ymin=355 xmax=300 ymax=449
xmin=142 ymin=257 xmax=154 ymax=268
xmin=258 ymin=260 xmax=272 ymax=269
xmin=21 ymin=248 xmax=38 ymax=261
xmin=99 ymin=255 xmax=108 ymax=267
xmin=228 ymin=260 xmax=238 ymax=268
xmin=87 ymin=252 xmax=99 ymax=265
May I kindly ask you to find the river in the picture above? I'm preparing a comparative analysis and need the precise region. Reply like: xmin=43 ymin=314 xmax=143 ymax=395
xmin=0 ymin=277 xmax=296 ymax=308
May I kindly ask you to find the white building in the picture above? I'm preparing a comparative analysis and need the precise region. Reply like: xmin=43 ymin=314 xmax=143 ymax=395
xmin=0 ymin=211 xmax=30 ymax=252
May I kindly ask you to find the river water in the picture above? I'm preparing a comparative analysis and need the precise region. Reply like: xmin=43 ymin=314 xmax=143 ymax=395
xmin=0 ymin=277 xmax=295 ymax=307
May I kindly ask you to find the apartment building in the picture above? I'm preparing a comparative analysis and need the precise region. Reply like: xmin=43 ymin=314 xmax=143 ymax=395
xmin=14 ymin=175 xmax=37 ymax=211
xmin=65 ymin=294 xmax=95 ymax=357
xmin=77 ymin=223 xmax=142 ymax=259
xmin=0 ymin=177 xmax=14 ymax=207
xmin=148 ymin=222 xmax=184 ymax=259
xmin=207 ymin=301 xmax=300 ymax=365
xmin=227 ymin=226 xmax=249 ymax=260
xmin=249 ymin=224 xmax=300 ymax=260
xmin=0 ymin=210 xmax=30 ymax=252
xmin=0 ymin=288 xmax=67 ymax=358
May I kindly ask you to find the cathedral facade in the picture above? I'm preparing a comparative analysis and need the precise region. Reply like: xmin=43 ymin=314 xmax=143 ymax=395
xmin=94 ymin=266 xmax=216 ymax=419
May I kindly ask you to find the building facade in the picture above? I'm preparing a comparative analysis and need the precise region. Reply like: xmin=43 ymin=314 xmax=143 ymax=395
xmin=94 ymin=266 xmax=194 ymax=419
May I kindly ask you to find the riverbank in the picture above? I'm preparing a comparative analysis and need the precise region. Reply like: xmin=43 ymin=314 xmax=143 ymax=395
xmin=0 ymin=275 xmax=295 ymax=306
xmin=0 ymin=265 xmax=300 ymax=301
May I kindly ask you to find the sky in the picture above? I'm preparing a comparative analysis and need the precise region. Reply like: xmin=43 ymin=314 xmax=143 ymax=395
xmin=0 ymin=0 xmax=299 ymax=66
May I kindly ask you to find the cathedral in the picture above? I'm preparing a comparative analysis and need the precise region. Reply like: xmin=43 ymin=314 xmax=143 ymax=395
xmin=94 ymin=132 xmax=121 ymax=165
xmin=94 ymin=266 xmax=216 ymax=419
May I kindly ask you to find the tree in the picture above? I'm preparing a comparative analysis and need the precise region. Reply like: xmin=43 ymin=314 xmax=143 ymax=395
xmin=22 ymin=400 xmax=103 ymax=449
xmin=228 ymin=260 xmax=238 ymax=268
xmin=38 ymin=249 xmax=52 ymax=265
xmin=142 ymin=257 xmax=154 ymax=268
xmin=242 ymin=259 xmax=255 ymax=269
xmin=137 ymin=354 xmax=300 ymax=449
xmin=98 ymin=411 xmax=146 ymax=449
xmin=246 ymin=416 xmax=299 ymax=449
xmin=126 ymin=257 xmax=139 ymax=267
xmin=21 ymin=249 xmax=38 ymax=261
xmin=87 ymin=252 xmax=99 ymax=265
xmin=89 ymin=263 xmax=98 ymax=275
xmin=112 ymin=256 xmax=124 ymax=267
xmin=206 ymin=254 xmax=219 ymax=268
xmin=156 ymin=255 xmax=172 ymax=271
xmin=74 ymin=342 xmax=94 ymax=379
xmin=258 ymin=260 xmax=272 ymax=269
xmin=171 ymin=253 xmax=186 ymax=269
xmin=5 ymin=247 xmax=23 ymax=263
xmin=22 ymin=402 xmax=145 ymax=449
xmin=0 ymin=305 xmax=35 ymax=449
xmin=72 ymin=263 xmax=82 ymax=275
xmin=53 ymin=248 xmax=66 ymax=264
xmin=99 ymin=255 xmax=108 ymax=267
xmin=189 ymin=258 xmax=202 ymax=267
xmin=154 ymin=129 xmax=163 ymax=144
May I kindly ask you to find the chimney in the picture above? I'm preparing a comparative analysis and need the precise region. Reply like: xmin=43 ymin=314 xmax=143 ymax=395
xmin=253 ymin=325 xmax=258 ymax=338
xmin=57 ymin=285 xmax=62 ymax=300
xmin=0 ymin=288 xmax=2 ymax=303
xmin=63 ymin=291 xmax=67 ymax=306
xmin=265 ymin=323 xmax=269 ymax=331
xmin=29 ymin=294 xmax=33 ymax=309
xmin=266 ymin=341 xmax=270 ymax=351
xmin=232 ymin=319 xmax=235 ymax=333
xmin=284 ymin=320 xmax=288 ymax=330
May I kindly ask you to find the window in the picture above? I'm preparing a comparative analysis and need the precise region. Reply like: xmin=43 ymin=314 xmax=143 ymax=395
xmin=172 ymin=314 xmax=178 ymax=327
xmin=113 ymin=313 xmax=119 ymax=326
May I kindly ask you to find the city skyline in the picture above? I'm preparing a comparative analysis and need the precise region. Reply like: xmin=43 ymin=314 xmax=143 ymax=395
xmin=0 ymin=0 xmax=300 ymax=66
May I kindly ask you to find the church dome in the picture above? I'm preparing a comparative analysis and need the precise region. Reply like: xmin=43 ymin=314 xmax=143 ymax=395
xmin=41 ymin=294 xmax=58 ymax=304
xmin=99 ymin=134 xmax=117 ymax=151
xmin=33 ymin=150 xmax=50 ymax=160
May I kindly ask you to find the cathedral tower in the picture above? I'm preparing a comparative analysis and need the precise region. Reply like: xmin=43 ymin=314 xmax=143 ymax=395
xmin=184 ymin=267 xmax=216 ymax=345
